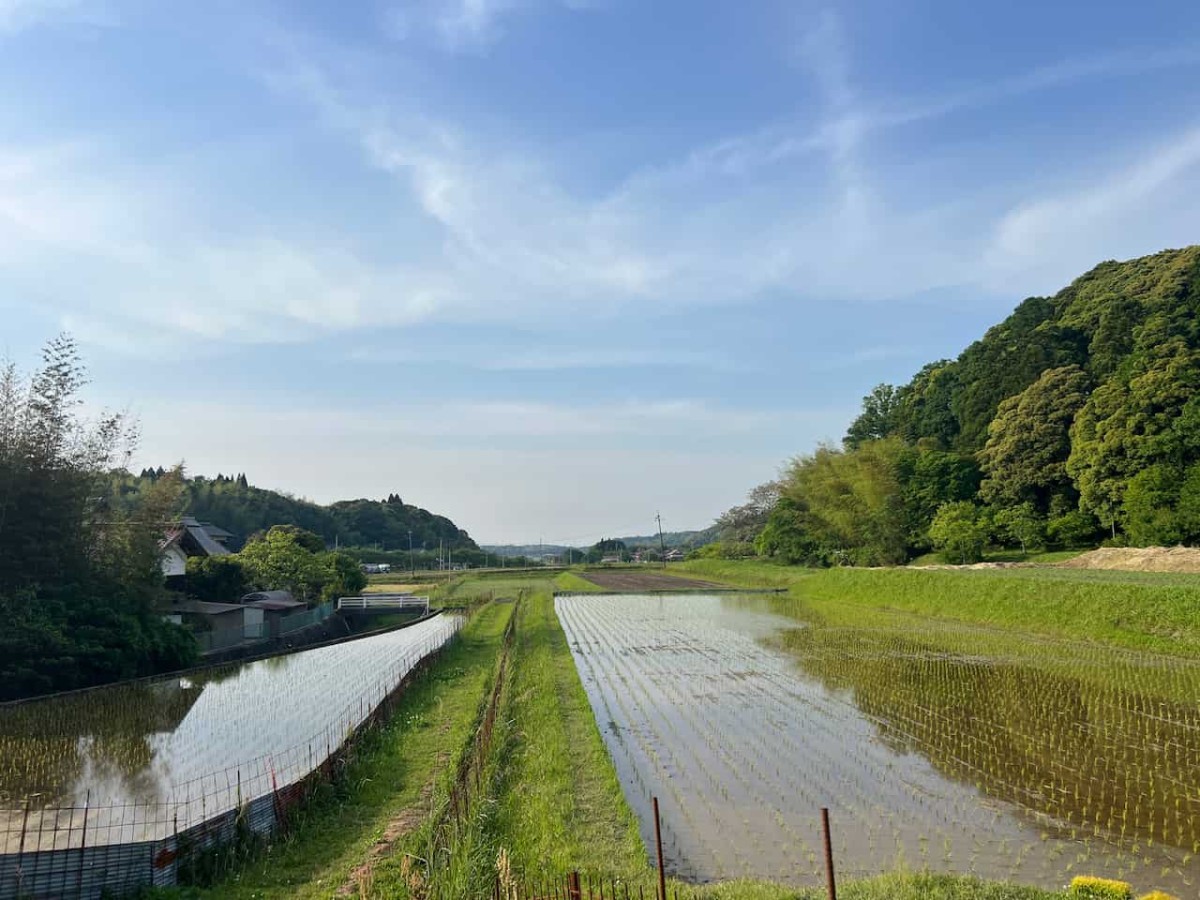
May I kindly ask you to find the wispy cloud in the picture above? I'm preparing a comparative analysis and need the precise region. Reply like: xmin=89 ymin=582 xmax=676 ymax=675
xmin=382 ymin=0 xmax=595 ymax=51
xmin=985 ymin=126 xmax=1200 ymax=289
xmin=7 ymin=7 xmax=1200 ymax=359
xmin=0 ymin=140 xmax=452 ymax=350
xmin=637 ymin=42 xmax=1200 ymax=186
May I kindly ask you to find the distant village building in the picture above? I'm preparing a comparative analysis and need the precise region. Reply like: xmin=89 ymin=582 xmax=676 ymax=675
xmin=160 ymin=517 xmax=233 ymax=577
xmin=240 ymin=590 xmax=307 ymax=638
xmin=172 ymin=599 xmax=248 ymax=633
xmin=664 ymin=549 xmax=686 ymax=562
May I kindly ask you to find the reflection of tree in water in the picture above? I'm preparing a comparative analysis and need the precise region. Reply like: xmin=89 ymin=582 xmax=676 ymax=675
xmin=0 ymin=677 xmax=204 ymax=806
xmin=775 ymin=626 xmax=1200 ymax=852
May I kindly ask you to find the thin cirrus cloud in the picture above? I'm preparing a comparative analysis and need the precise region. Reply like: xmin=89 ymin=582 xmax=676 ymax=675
xmin=382 ymin=0 xmax=596 ymax=51
xmin=985 ymin=125 xmax=1200 ymax=288
xmin=267 ymin=14 xmax=1200 ymax=337
xmin=3 ymin=8 xmax=1199 ymax=354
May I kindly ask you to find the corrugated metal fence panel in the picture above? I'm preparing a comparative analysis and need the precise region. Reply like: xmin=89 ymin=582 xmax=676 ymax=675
xmin=0 ymin=842 xmax=157 ymax=900
xmin=196 ymin=621 xmax=268 ymax=653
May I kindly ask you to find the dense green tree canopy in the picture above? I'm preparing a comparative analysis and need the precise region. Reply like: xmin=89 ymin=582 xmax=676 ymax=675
xmin=978 ymin=365 xmax=1090 ymax=510
xmin=764 ymin=246 xmax=1200 ymax=563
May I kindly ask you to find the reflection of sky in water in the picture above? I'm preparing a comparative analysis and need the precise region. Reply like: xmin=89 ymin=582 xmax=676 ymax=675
xmin=556 ymin=594 xmax=1200 ymax=896
xmin=6 ymin=615 xmax=458 ymax=814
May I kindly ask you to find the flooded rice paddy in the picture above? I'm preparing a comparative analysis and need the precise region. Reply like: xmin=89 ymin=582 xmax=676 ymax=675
xmin=556 ymin=593 xmax=1200 ymax=895
xmin=0 ymin=614 xmax=459 ymax=849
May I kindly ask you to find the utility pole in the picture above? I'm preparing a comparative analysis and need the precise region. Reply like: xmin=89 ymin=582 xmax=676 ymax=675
xmin=656 ymin=512 xmax=666 ymax=569
xmin=408 ymin=530 xmax=414 ymax=578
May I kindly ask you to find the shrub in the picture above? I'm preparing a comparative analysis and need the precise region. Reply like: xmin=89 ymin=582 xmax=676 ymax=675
xmin=1137 ymin=892 xmax=1179 ymax=900
xmin=1047 ymin=509 xmax=1102 ymax=548
xmin=1068 ymin=876 xmax=1133 ymax=899
xmin=928 ymin=501 xmax=988 ymax=564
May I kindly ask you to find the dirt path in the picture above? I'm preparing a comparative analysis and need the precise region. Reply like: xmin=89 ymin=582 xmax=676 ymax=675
xmin=580 ymin=569 xmax=726 ymax=591
xmin=335 ymin=745 xmax=449 ymax=897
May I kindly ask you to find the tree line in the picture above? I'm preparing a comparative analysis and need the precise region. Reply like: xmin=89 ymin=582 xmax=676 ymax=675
xmin=712 ymin=246 xmax=1200 ymax=565
xmin=113 ymin=470 xmax=478 ymax=554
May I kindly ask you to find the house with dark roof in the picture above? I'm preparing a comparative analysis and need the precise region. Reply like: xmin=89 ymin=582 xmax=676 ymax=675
xmin=160 ymin=517 xmax=234 ymax=577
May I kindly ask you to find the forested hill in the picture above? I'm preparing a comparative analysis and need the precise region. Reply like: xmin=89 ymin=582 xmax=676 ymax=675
xmin=113 ymin=471 xmax=478 ymax=552
xmin=749 ymin=246 xmax=1200 ymax=566
xmin=848 ymin=246 xmax=1200 ymax=455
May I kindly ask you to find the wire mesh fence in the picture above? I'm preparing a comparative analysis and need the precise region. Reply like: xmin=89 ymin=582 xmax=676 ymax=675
xmin=0 ymin=613 xmax=464 ymax=899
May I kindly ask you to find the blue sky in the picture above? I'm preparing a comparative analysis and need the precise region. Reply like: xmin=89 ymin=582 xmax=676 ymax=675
xmin=2 ymin=0 xmax=1199 ymax=543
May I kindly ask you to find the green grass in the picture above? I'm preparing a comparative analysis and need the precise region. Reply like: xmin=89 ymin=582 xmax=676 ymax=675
xmin=801 ymin=568 xmax=1200 ymax=655
xmin=162 ymin=602 xmax=514 ymax=899
xmin=553 ymin=570 xmax=603 ymax=592
xmin=677 ymin=559 xmax=1200 ymax=657
xmin=434 ymin=572 xmax=558 ymax=602
xmin=488 ymin=589 xmax=647 ymax=881
xmin=672 ymin=558 xmax=812 ymax=589
xmin=690 ymin=873 xmax=1066 ymax=898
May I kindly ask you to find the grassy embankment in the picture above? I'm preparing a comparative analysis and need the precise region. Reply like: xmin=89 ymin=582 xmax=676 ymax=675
xmin=675 ymin=559 xmax=1200 ymax=657
xmin=162 ymin=601 xmax=513 ymax=899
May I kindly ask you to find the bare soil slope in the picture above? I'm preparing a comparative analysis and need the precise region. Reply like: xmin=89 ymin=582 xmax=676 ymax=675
xmin=580 ymin=569 xmax=726 ymax=591
xmin=1057 ymin=546 xmax=1200 ymax=573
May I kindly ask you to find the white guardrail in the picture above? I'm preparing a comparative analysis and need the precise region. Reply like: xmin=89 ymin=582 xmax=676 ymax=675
xmin=336 ymin=594 xmax=431 ymax=614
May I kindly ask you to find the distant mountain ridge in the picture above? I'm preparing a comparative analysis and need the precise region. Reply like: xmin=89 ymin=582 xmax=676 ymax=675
xmin=113 ymin=470 xmax=478 ymax=552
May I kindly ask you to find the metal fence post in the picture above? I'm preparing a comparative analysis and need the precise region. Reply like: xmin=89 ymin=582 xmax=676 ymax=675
xmin=821 ymin=807 xmax=837 ymax=900
xmin=77 ymin=790 xmax=90 ymax=895
xmin=568 ymin=870 xmax=582 ymax=900
xmin=652 ymin=797 xmax=666 ymax=900
xmin=18 ymin=795 xmax=31 ymax=857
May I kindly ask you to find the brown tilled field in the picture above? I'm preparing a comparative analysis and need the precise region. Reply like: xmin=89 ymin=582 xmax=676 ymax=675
xmin=580 ymin=569 xmax=726 ymax=591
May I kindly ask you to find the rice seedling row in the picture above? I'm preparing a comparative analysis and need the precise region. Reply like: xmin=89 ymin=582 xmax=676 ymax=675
xmin=554 ymin=594 xmax=1200 ymax=897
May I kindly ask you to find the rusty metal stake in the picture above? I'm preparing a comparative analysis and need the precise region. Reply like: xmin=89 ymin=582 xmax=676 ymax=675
xmin=652 ymin=796 xmax=666 ymax=900
xmin=76 ymin=791 xmax=90 ymax=895
xmin=821 ymin=807 xmax=837 ymax=900
xmin=18 ymin=795 xmax=31 ymax=858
